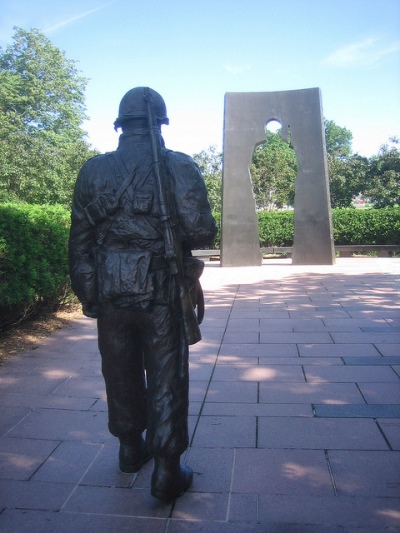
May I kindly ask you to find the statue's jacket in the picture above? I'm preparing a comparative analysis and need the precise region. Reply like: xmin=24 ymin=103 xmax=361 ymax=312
xmin=69 ymin=136 xmax=217 ymax=308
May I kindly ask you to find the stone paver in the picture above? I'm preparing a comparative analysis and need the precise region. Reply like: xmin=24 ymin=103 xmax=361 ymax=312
xmin=0 ymin=258 xmax=399 ymax=531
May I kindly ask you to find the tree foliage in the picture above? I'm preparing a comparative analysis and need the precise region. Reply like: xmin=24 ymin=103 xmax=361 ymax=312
xmin=194 ymin=121 xmax=399 ymax=213
xmin=193 ymin=145 xmax=222 ymax=213
xmin=324 ymin=120 xmax=400 ymax=209
xmin=324 ymin=119 xmax=353 ymax=158
xmin=0 ymin=28 xmax=97 ymax=206
xmin=250 ymin=131 xmax=298 ymax=210
xmin=328 ymin=153 xmax=369 ymax=208
xmin=365 ymin=137 xmax=400 ymax=208
xmin=248 ymin=119 xmax=359 ymax=211
xmin=324 ymin=119 xmax=361 ymax=208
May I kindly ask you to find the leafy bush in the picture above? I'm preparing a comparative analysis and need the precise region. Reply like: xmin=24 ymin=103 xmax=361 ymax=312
xmin=332 ymin=208 xmax=400 ymax=245
xmin=212 ymin=212 xmax=221 ymax=248
xmin=212 ymin=207 xmax=400 ymax=248
xmin=0 ymin=203 xmax=71 ymax=329
xmin=258 ymin=210 xmax=294 ymax=246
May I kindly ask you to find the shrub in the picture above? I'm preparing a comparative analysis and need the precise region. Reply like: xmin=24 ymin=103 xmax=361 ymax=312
xmin=0 ymin=203 xmax=71 ymax=329
xmin=332 ymin=208 xmax=400 ymax=245
xmin=212 ymin=212 xmax=221 ymax=248
xmin=211 ymin=207 xmax=400 ymax=248
xmin=258 ymin=210 xmax=294 ymax=246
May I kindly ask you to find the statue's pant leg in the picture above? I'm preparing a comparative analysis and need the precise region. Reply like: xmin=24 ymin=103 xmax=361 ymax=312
xmin=97 ymin=309 xmax=147 ymax=439
xmin=142 ymin=304 xmax=189 ymax=458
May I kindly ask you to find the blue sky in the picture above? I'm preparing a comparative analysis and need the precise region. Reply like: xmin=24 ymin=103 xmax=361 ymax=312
xmin=1 ymin=0 xmax=399 ymax=157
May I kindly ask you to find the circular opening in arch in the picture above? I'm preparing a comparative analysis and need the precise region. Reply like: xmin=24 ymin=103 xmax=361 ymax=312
xmin=265 ymin=119 xmax=282 ymax=135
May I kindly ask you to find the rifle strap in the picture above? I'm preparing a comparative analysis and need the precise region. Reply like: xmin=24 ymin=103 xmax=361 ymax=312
xmin=107 ymin=152 xmax=138 ymax=201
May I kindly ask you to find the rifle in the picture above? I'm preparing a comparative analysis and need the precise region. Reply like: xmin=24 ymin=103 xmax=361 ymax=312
xmin=144 ymin=87 xmax=202 ymax=346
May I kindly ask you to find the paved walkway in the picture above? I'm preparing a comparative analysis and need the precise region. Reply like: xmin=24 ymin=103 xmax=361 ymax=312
xmin=0 ymin=258 xmax=399 ymax=532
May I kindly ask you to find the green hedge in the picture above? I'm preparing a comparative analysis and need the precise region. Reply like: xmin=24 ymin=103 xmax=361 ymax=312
xmin=332 ymin=208 xmax=400 ymax=245
xmin=258 ymin=210 xmax=295 ymax=247
xmin=0 ymin=204 xmax=398 ymax=329
xmin=0 ymin=203 xmax=71 ymax=329
xmin=212 ymin=208 xmax=400 ymax=247
xmin=213 ymin=212 xmax=221 ymax=248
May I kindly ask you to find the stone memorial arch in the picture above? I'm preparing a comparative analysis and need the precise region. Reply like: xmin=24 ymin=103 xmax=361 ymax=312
xmin=221 ymin=88 xmax=335 ymax=266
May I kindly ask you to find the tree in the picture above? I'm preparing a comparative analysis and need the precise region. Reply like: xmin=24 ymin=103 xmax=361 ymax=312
xmin=192 ymin=146 xmax=222 ymax=213
xmin=327 ymin=153 xmax=369 ymax=208
xmin=192 ymin=122 xmax=399 ymax=214
xmin=366 ymin=137 xmax=400 ymax=208
xmin=324 ymin=119 xmax=353 ymax=159
xmin=324 ymin=120 xmax=400 ymax=209
xmin=324 ymin=119 xmax=366 ymax=208
xmin=0 ymin=27 xmax=97 ymax=205
xmin=0 ymin=28 xmax=87 ymax=137
xmin=250 ymin=131 xmax=298 ymax=210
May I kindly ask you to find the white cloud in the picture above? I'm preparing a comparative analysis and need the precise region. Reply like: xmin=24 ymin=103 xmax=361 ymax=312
xmin=44 ymin=1 xmax=117 ymax=34
xmin=324 ymin=38 xmax=400 ymax=67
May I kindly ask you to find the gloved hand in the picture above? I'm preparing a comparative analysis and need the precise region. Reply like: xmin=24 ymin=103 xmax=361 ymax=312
xmin=82 ymin=302 xmax=98 ymax=319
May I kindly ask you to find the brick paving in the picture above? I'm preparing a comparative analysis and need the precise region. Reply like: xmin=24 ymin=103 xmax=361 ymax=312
xmin=0 ymin=257 xmax=399 ymax=532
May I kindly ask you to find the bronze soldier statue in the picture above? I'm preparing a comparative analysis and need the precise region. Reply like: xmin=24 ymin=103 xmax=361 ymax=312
xmin=68 ymin=87 xmax=217 ymax=501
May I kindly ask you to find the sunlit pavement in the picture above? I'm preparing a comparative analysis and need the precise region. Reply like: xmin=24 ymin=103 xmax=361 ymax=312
xmin=0 ymin=258 xmax=399 ymax=532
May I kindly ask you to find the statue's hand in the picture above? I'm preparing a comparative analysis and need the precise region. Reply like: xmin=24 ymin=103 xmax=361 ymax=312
xmin=82 ymin=302 xmax=98 ymax=319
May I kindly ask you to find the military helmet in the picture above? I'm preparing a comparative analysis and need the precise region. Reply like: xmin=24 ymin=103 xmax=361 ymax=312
xmin=114 ymin=87 xmax=169 ymax=129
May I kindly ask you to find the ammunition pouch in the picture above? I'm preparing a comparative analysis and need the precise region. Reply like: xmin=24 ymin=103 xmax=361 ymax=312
xmin=84 ymin=194 xmax=119 ymax=226
xmin=96 ymin=249 xmax=155 ymax=303
xmin=125 ymin=192 xmax=153 ymax=215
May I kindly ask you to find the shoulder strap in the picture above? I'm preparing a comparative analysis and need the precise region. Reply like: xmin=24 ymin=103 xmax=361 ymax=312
xmin=108 ymin=152 xmax=153 ymax=200
xmin=107 ymin=153 xmax=138 ymax=201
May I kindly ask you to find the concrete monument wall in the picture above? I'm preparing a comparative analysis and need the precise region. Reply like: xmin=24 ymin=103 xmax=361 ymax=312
xmin=221 ymin=88 xmax=335 ymax=266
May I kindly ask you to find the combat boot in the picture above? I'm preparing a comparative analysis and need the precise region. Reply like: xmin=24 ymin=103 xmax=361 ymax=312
xmin=151 ymin=456 xmax=193 ymax=501
xmin=118 ymin=434 xmax=151 ymax=474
